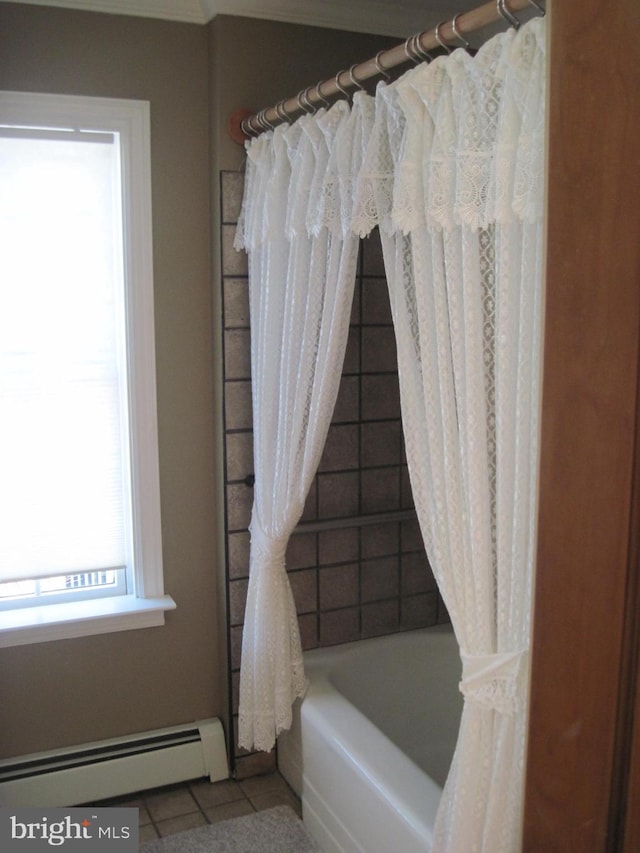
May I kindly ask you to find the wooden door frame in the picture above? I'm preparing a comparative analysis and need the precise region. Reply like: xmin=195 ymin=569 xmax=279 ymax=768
xmin=523 ymin=0 xmax=640 ymax=849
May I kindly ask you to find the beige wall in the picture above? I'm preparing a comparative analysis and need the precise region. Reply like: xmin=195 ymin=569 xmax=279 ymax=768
xmin=0 ymin=3 xmax=399 ymax=762
xmin=0 ymin=3 xmax=222 ymax=757
xmin=209 ymin=15 xmax=398 ymax=172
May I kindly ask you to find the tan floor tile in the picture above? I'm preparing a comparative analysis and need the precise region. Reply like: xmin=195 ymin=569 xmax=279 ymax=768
xmin=139 ymin=823 xmax=159 ymax=843
xmin=138 ymin=806 xmax=152 ymax=826
xmin=250 ymin=789 xmax=302 ymax=817
xmin=238 ymin=771 xmax=290 ymax=799
xmin=86 ymin=771 xmax=301 ymax=842
xmin=144 ymin=787 xmax=199 ymax=822
xmin=189 ymin=778 xmax=245 ymax=809
xmin=204 ymin=799 xmax=255 ymax=824
xmin=156 ymin=812 xmax=207 ymax=837
xmin=233 ymin=751 xmax=277 ymax=779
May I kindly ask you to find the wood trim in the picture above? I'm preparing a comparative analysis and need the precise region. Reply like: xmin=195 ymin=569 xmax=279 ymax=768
xmin=523 ymin=0 xmax=640 ymax=849
xmin=617 ymin=360 xmax=640 ymax=849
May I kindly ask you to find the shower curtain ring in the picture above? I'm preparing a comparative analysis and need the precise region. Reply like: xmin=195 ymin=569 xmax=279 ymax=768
xmin=314 ymin=82 xmax=330 ymax=107
xmin=274 ymin=100 xmax=291 ymax=124
xmin=404 ymin=33 xmax=433 ymax=63
xmin=241 ymin=116 xmax=255 ymax=137
xmin=412 ymin=33 xmax=435 ymax=62
xmin=257 ymin=110 xmax=272 ymax=131
xmin=403 ymin=34 xmax=421 ymax=63
xmin=296 ymin=89 xmax=312 ymax=114
xmin=303 ymin=87 xmax=317 ymax=112
xmin=374 ymin=50 xmax=391 ymax=80
xmin=434 ymin=22 xmax=452 ymax=53
xmin=334 ymin=71 xmax=351 ymax=99
xmin=451 ymin=14 xmax=470 ymax=49
xmin=348 ymin=64 xmax=364 ymax=91
xmin=497 ymin=0 xmax=521 ymax=29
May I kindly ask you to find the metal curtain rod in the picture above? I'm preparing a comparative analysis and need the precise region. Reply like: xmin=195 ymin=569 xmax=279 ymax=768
xmin=229 ymin=0 xmax=543 ymax=142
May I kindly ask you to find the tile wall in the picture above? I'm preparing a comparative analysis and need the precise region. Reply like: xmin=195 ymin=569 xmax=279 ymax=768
xmin=220 ymin=171 xmax=447 ymax=773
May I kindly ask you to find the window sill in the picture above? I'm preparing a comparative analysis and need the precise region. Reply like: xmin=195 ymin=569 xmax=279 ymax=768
xmin=0 ymin=594 xmax=176 ymax=647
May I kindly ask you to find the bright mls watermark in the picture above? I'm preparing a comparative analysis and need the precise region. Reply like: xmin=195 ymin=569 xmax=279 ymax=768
xmin=0 ymin=808 xmax=138 ymax=851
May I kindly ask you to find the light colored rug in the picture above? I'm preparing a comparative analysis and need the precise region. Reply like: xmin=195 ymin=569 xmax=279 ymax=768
xmin=140 ymin=806 xmax=319 ymax=853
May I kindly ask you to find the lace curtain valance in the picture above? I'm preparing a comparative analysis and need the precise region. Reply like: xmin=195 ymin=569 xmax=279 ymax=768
xmin=351 ymin=19 xmax=545 ymax=238
xmin=238 ymin=19 xmax=544 ymax=249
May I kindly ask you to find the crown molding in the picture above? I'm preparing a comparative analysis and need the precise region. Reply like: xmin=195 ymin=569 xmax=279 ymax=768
xmin=1 ymin=0 xmax=441 ymax=36
xmin=202 ymin=0 xmax=430 ymax=37
xmin=2 ymin=0 xmax=209 ymax=23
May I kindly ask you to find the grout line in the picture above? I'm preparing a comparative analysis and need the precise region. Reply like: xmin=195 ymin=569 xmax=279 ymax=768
xmin=132 ymin=774 xmax=304 ymax=839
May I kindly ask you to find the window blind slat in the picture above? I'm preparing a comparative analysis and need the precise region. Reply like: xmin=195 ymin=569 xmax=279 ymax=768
xmin=0 ymin=134 xmax=129 ymax=583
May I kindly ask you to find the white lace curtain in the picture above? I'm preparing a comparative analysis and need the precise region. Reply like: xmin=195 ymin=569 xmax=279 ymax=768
xmin=236 ymin=16 xmax=545 ymax=851
xmin=234 ymin=96 xmax=374 ymax=753
xmin=353 ymin=19 xmax=546 ymax=851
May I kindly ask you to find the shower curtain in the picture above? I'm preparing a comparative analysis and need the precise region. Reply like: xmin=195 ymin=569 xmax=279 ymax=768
xmin=236 ymin=15 xmax=545 ymax=851
xmin=234 ymin=95 xmax=374 ymax=753
xmin=353 ymin=19 xmax=546 ymax=850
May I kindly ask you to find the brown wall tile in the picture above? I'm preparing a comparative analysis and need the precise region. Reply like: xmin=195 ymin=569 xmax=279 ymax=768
xmin=332 ymin=375 xmax=360 ymax=423
xmin=224 ymin=380 xmax=253 ymax=431
xmin=362 ymin=278 xmax=393 ymax=325
xmin=225 ymin=431 xmax=253 ymax=483
xmin=401 ymin=552 xmax=438 ymax=596
xmin=362 ymin=599 xmax=400 ymax=638
xmin=224 ymin=278 xmax=250 ymax=328
xmin=401 ymin=592 xmax=439 ymax=630
xmin=221 ymin=171 xmax=245 ymax=224
xmin=361 ymin=420 xmax=402 ymax=468
xmin=289 ymin=568 xmax=318 ymax=615
xmin=361 ymin=522 xmax=400 ymax=559
xmin=361 ymin=230 xmax=386 ymax=276
xmin=286 ymin=532 xmax=317 ymax=570
xmin=224 ymin=329 xmax=252 ymax=379
xmin=229 ymin=579 xmax=248 ymax=627
xmin=343 ymin=327 xmax=361 ymax=374
xmin=362 ymin=374 xmax=401 ymax=421
xmin=298 ymin=613 xmax=319 ymax=651
xmin=361 ymin=468 xmax=400 ymax=514
xmin=228 ymin=531 xmax=250 ymax=580
xmin=319 ymin=563 xmax=360 ymax=610
xmin=226 ymin=482 xmax=253 ymax=531
xmin=320 ymin=608 xmax=360 ymax=647
xmin=361 ymin=556 xmax=400 ymax=602
xmin=319 ymin=527 xmax=359 ymax=566
xmin=401 ymin=518 xmax=424 ymax=552
xmin=222 ymin=225 xmax=248 ymax=276
xmin=318 ymin=471 xmax=360 ymax=518
xmin=319 ymin=424 xmax=359 ymax=472
xmin=230 ymin=624 xmax=243 ymax=670
xmin=362 ymin=326 xmax=398 ymax=373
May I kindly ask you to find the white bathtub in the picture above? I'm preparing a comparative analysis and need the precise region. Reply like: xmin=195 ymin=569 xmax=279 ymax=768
xmin=278 ymin=624 xmax=463 ymax=853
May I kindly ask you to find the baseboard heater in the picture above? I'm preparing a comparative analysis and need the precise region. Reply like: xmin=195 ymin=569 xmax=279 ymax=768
xmin=0 ymin=718 xmax=228 ymax=807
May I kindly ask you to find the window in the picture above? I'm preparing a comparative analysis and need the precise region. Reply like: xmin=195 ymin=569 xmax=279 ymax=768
xmin=0 ymin=91 xmax=175 ymax=647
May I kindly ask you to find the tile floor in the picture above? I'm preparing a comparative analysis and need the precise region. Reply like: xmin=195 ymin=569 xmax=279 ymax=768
xmin=90 ymin=771 xmax=301 ymax=843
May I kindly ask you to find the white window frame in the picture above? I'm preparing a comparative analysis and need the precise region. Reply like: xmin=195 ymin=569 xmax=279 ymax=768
xmin=0 ymin=91 xmax=175 ymax=647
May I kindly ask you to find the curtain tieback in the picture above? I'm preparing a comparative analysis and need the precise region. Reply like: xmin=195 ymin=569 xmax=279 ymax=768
xmin=249 ymin=516 xmax=289 ymax=571
xmin=459 ymin=648 xmax=528 ymax=716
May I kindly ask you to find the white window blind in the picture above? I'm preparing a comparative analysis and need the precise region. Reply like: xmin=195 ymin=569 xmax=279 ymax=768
xmin=0 ymin=130 xmax=130 ymax=583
